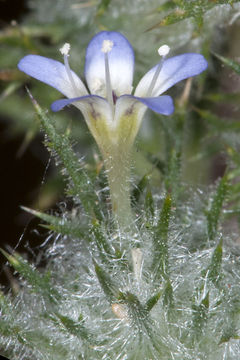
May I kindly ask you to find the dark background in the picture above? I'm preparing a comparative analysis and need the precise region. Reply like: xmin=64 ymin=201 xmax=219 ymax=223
xmin=0 ymin=0 xmax=50 ymax=287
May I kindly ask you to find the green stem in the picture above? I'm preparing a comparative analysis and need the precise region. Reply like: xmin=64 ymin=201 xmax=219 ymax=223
xmin=104 ymin=147 xmax=133 ymax=230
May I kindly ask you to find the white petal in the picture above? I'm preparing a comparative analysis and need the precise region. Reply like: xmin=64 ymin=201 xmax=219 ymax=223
xmin=85 ymin=31 xmax=134 ymax=97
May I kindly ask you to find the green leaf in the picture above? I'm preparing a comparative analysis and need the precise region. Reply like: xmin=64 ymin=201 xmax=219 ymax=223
xmin=131 ymin=173 xmax=151 ymax=205
xmin=91 ymin=221 xmax=115 ymax=265
xmin=192 ymin=291 xmax=209 ymax=335
xmin=145 ymin=291 xmax=162 ymax=312
xmin=21 ymin=206 xmax=84 ymax=239
xmin=145 ymin=188 xmax=155 ymax=224
xmin=119 ymin=292 xmax=149 ymax=328
xmin=48 ymin=312 xmax=95 ymax=344
xmin=28 ymin=93 xmax=100 ymax=218
xmin=148 ymin=0 xmax=238 ymax=30
xmin=206 ymin=176 xmax=228 ymax=240
xmin=94 ymin=260 xmax=119 ymax=302
xmin=118 ymin=292 xmax=165 ymax=355
xmin=214 ymin=53 xmax=240 ymax=75
xmin=0 ymin=291 xmax=11 ymax=315
xmin=152 ymin=194 xmax=172 ymax=280
xmin=145 ymin=153 xmax=166 ymax=175
xmin=219 ymin=328 xmax=240 ymax=344
xmin=1 ymin=249 xmax=60 ymax=303
xmin=97 ymin=0 xmax=112 ymax=16
xmin=162 ymin=280 xmax=174 ymax=308
xmin=147 ymin=8 xmax=188 ymax=30
xmin=155 ymin=0 xmax=177 ymax=12
xmin=166 ymin=149 xmax=181 ymax=195
xmin=207 ymin=238 xmax=223 ymax=285
xmin=0 ymin=319 xmax=67 ymax=357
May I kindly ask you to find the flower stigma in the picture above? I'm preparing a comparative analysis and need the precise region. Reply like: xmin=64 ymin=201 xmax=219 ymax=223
xmin=60 ymin=42 xmax=79 ymax=96
xmin=147 ymin=44 xmax=171 ymax=96
xmin=101 ymin=39 xmax=114 ymax=114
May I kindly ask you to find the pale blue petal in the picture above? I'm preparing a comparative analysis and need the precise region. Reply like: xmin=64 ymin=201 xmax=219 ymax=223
xmin=85 ymin=31 xmax=134 ymax=97
xmin=135 ymin=53 xmax=208 ymax=97
xmin=51 ymin=95 xmax=113 ymax=149
xmin=18 ymin=55 xmax=87 ymax=98
xmin=51 ymin=94 xmax=105 ymax=112
xmin=51 ymin=94 xmax=112 ymax=124
xmin=119 ymin=95 xmax=174 ymax=115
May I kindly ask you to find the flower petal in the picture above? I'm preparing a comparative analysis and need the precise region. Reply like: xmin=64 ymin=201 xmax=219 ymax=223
xmin=118 ymin=95 xmax=174 ymax=115
xmin=135 ymin=53 xmax=208 ymax=97
xmin=51 ymin=94 xmax=112 ymax=126
xmin=85 ymin=31 xmax=134 ymax=97
xmin=18 ymin=55 xmax=88 ymax=98
xmin=51 ymin=94 xmax=111 ymax=119
xmin=51 ymin=95 xmax=113 ymax=152
xmin=113 ymin=95 xmax=173 ymax=149
xmin=133 ymin=95 xmax=174 ymax=115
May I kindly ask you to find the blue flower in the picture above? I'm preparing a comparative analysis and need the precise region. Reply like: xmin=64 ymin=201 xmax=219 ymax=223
xmin=18 ymin=31 xmax=207 ymax=153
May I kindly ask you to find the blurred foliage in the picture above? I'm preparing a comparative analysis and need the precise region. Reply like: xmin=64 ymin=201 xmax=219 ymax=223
xmin=149 ymin=0 xmax=238 ymax=30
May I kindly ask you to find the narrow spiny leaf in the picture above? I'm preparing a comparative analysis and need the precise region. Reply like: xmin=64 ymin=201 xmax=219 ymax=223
xmin=162 ymin=280 xmax=174 ymax=309
xmin=91 ymin=220 xmax=113 ymax=256
xmin=207 ymin=238 xmax=223 ymax=285
xmin=214 ymin=53 xmax=240 ymax=75
xmin=145 ymin=188 xmax=154 ymax=224
xmin=1 ymin=249 xmax=60 ymax=303
xmin=152 ymin=194 xmax=172 ymax=280
xmin=145 ymin=291 xmax=162 ymax=312
xmin=21 ymin=206 xmax=84 ymax=238
xmin=28 ymin=93 xmax=100 ymax=218
xmin=192 ymin=291 xmax=209 ymax=335
xmin=131 ymin=173 xmax=150 ymax=205
xmin=47 ymin=312 xmax=95 ymax=344
xmin=206 ymin=176 xmax=228 ymax=240
xmin=94 ymin=260 xmax=119 ymax=302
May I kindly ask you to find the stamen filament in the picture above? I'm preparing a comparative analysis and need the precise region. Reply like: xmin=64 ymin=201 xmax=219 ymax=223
xmin=147 ymin=44 xmax=170 ymax=97
xmin=104 ymin=52 xmax=114 ymax=112
xmin=146 ymin=62 xmax=163 ymax=97
xmin=101 ymin=40 xmax=114 ymax=115
xmin=60 ymin=43 xmax=79 ymax=97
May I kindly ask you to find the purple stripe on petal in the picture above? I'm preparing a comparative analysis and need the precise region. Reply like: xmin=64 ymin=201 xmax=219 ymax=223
xmin=51 ymin=94 xmax=106 ymax=112
xmin=85 ymin=31 xmax=134 ymax=96
xmin=135 ymin=53 xmax=208 ymax=97
xmin=18 ymin=55 xmax=87 ymax=98
xmin=51 ymin=95 xmax=113 ymax=135
xmin=120 ymin=95 xmax=174 ymax=115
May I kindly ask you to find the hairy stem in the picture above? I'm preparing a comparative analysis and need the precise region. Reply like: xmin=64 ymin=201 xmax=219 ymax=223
xmin=104 ymin=147 xmax=133 ymax=230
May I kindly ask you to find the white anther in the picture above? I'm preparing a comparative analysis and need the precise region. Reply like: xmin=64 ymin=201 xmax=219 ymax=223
xmin=92 ymin=78 xmax=104 ymax=93
xmin=158 ymin=44 xmax=170 ymax=57
xmin=60 ymin=43 xmax=71 ymax=56
xmin=101 ymin=39 xmax=114 ymax=53
xmin=59 ymin=43 xmax=79 ymax=96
